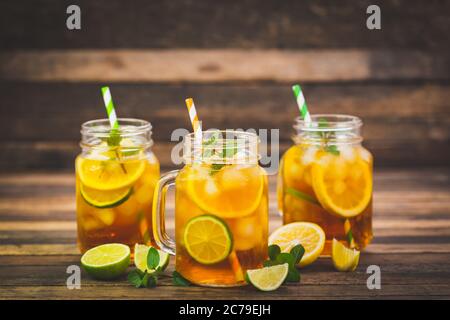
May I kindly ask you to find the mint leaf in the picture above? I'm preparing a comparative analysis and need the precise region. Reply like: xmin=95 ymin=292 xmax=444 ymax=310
xmin=221 ymin=140 xmax=237 ymax=158
xmin=144 ymin=274 xmax=158 ymax=288
xmin=286 ymin=267 xmax=301 ymax=283
xmin=202 ymin=131 xmax=220 ymax=158
xmin=107 ymin=128 xmax=122 ymax=147
xmin=263 ymin=260 xmax=279 ymax=267
xmin=276 ymin=253 xmax=296 ymax=269
xmin=325 ymin=145 xmax=340 ymax=155
xmin=290 ymin=244 xmax=305 ymax=265
xmin=318 ymin=118 xmax=329 ymax=128
xmin=128 ymin=269 xmax=145 ymax=288
xmin=286 ymin=188 xmax=321 ymax=206
xmin=347 ymin=229 xmax=354 ymax=245
xmin=268 ymin=244 xmax=281 ymax=260
xmin=147 ymin=247 xmax=160 ymax=270
xmin=172 ymin=271 xmax=191 ymax=286
xmin=209 ymin=163 xmax=225 ymax=175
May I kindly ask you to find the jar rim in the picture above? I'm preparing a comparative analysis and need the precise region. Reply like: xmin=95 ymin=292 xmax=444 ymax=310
xmin=81 ymin=118 xmax=152 ymax=138
xmin=294 ymin=114 xmax=362 ymax=132
xmin=183 ymin=130 xmax=260 ymax=164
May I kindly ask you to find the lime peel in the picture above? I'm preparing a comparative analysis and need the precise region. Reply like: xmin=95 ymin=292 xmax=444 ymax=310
xmin=246 ymin=263 xmax=289 ymax=291
xmin=81 ymin=243 xmax=130 ymax=280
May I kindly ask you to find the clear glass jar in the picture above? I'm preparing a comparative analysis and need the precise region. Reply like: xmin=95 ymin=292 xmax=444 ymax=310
xmin=76 ymin=118 xmax=160 ymax=253
xmin=277 ymin=115 xmax=373 ymax=255
xmin=153 ymin=130 xmax=268 ymax=287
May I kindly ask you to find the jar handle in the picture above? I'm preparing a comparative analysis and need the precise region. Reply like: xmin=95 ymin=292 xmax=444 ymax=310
xmin=152 ymin=170 xmax=178 ymax=255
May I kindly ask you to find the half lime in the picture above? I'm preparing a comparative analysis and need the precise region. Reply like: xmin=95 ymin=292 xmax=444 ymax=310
xmin=81 ymin=243 xmax=130 ymax=280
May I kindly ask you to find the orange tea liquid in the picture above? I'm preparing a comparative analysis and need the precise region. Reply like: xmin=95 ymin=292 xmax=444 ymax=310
xmin=175 ymin=163 xmax=268 ymax=287
xmin=278 ymin=143 xmax=373 ymax=254
xmin=76 ymin=119 xmax=159 ymax=254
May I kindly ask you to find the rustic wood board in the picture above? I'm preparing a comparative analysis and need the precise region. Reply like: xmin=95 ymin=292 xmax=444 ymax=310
xmin=1 ymin=0 xmax=448 ymax=50
xmin=0 ymin=168 xmax=449 ymax=299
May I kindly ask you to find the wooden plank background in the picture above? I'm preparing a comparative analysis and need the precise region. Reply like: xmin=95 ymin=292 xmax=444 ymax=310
xmin=0 ymin=0 xmax=449 ymax=171
xmin=0 ymin=0 xmax=449 ymax=300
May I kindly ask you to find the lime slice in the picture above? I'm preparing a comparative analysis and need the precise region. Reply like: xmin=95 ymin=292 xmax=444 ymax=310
xmin=332 ymin=238 xmax=360 ymax=272
xmin=134 ymin=243 xmax=170 ymax=272
xmin=81 ymin=243 xmax=130 ymax=280
xmin=80 ymin=184 xmax=132 ymax=208
xmin=246 ymin=263 xmax=289 ymax=291
xmin=183 ymin=214 xmax=233 ymax=265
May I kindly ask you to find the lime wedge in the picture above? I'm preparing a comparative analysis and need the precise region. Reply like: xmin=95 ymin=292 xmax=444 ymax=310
xmin=331 ymin=238 xmax=360 ymax=272
xmin=81 ymin=184 xmax=132 ymax=208
xmin=246 ymin=263 xmax=289 ymax=291
xmin=134 ymin=243 xmax=170 ymax=272
xmin=81 ymin=243 xmax=130 ymax=280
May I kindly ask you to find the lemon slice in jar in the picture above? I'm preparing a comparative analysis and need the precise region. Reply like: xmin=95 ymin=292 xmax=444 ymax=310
xmin=311 ymin=155 xmax=372 ymax=218
xmin=186 ymin=165 xmax=264 ymax=218
xmin=76 ymin=157 xmax=145 ymax=191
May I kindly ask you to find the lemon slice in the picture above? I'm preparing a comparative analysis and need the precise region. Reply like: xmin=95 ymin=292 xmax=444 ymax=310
xmin=332 ymin=238 xmax=360 ymax=272
xmin=186 ymin=165 xmax=264 ymax=218
xmin=80 ymin=184 xmax=132 ymax=208
xmin=134 ymin=244 xmax=170 ymax=272
xmin=76 ymin=157 xmax=145 ymax=191
xmin=81 ymin=243 xmax=130 ymax=280
xmin=183 ymin=214 xmax=233 ymax=265
xmin=246 ymin=263 xmax=289 ymax=291
xmin=269 ymin=222 xmax=325 ymax=267
xmin=311 ymin=157 xmax=372 ymax=218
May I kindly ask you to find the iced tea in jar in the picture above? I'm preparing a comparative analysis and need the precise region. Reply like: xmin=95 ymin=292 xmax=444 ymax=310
xmin=76 ymin=119 xmax=160 ymax=253
xmin=153 ymin=130 xmax=268 ymax=287
xmin=277 ymin=115 xmax=373 ymax=254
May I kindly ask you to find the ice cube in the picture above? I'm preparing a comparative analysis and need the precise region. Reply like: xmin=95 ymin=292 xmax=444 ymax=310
xmin=301 ymin=147 xmax=318 ymax=165
xmin=340 ymin=145 xmax=355 ymax=161
xmin=359 ymin=147 xmax=372 ymax=162
xmin=204 ymin=179 xmax=219 ymax=195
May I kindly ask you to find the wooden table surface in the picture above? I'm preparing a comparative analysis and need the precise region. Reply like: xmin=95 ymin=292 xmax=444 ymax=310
xmin=0 ymin=168 xmax=449 ymax=300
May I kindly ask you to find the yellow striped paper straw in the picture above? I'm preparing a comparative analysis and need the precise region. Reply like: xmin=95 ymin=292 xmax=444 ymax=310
xmin=185 ymin=98 xmax=202 ymax=147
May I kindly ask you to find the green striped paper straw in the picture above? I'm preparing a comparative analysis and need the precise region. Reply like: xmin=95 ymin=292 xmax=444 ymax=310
xmin=101 ymin=86 xmax=119 ymax=130
xmin=292 ymin=84 xmax=311 ymax=123
xmin=100 ymin=86 xmax=127 ymax=173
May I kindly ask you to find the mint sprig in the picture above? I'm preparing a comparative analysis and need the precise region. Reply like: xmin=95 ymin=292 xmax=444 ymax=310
xmin=315 ymin=118 xmax=340 ymax=156
xmin=172 ymin=271 xmax=191 ymax=287
xmin=263 ymin=244 xmax=304 ymax=283
xmin=127 ymin=247 xmax=162 ymax=289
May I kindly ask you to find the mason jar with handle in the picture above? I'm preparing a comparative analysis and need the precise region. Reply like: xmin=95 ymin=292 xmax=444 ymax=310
xmin=153 ymin=130 xmax=268 ymax=287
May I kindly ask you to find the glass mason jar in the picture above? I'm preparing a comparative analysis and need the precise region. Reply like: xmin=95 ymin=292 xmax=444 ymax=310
xmin=76 ymin=119 xmax=160 ymax=253
xmin=277 ymin=115 xmax=373 ymax=255
xmin=153 ymin=130 xmax=268 ymax=287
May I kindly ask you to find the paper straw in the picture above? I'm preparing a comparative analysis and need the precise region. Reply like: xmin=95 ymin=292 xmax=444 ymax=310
xmin=292 ymin=84 xmax=311 ymax=123
xmin=185 ymin=98 xmax=203 ymax=147
xmin=101 ymin=86 xmax=126 ymax=173
xmin=101 ymin=86 xmax=119 ymax=130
